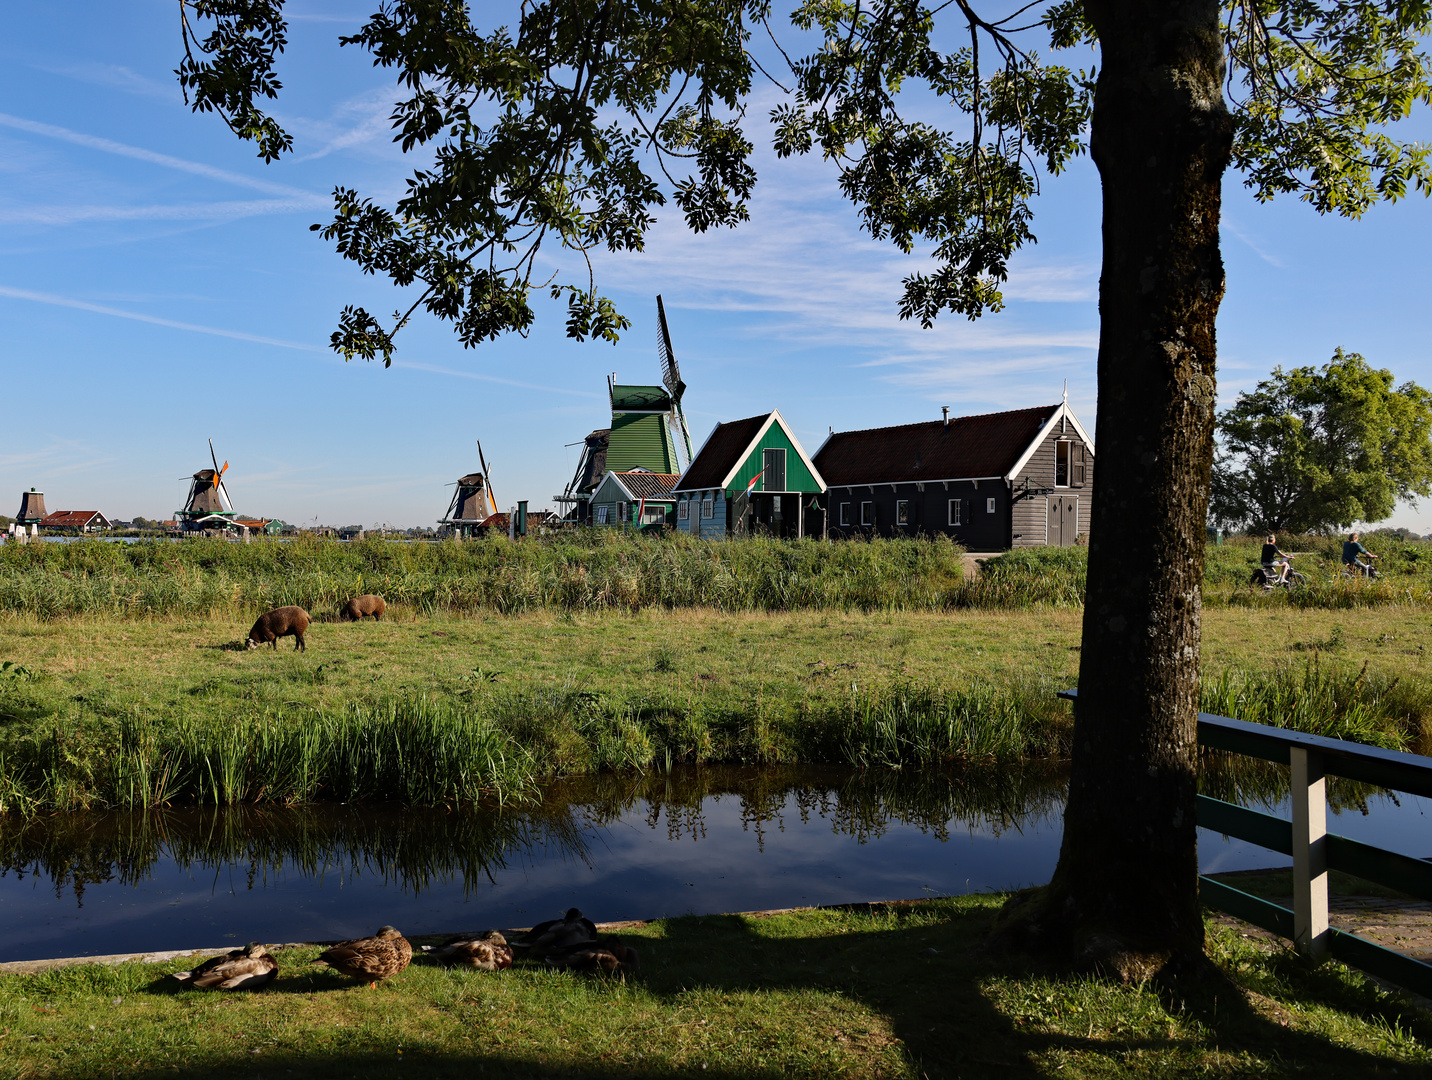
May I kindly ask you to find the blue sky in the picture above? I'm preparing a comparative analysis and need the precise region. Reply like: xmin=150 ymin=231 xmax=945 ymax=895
xmin=2 ymin=2 xmax=1429 ymax=530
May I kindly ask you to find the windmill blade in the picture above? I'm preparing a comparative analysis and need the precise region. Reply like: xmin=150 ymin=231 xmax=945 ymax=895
xmin=656 ymin=295 xmax=685 ymax=401
xmin=674 ymin=402 xmax=693 ymax=464
xmin=218 ymin=480 xmax=234 ymax=513
xmin=477 ymin=440 xmax=496 ymax=512
xmin=209 ymin=438 xmax=221 ymax=475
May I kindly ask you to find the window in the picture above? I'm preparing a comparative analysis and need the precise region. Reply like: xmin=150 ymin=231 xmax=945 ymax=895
xmin=678 ymin=500 xmax=689 ymax=520
xmin=986 ymin=497 xmax=996 ymax=514
xmin=1056 ymin=441 xmax=1071 ymax=486
xmin=948 ymin=499 xmax=962 ymax=526
xmin=595 ymin=505 xmax=609 ymax=524
xmin=762 ymin=447 xmax=787 ymax=492
xmin=860 ymin=501 xmax=874 ymax=526
xmin=702 ymin=498 xmax=715 ymax=519
xmin=896 ymin=500 xmax=909 ymax=525
xmin=643 ymin=504 xmax=665 ymax=523
xmin=839 ymin=502 xmax=851 ymax=526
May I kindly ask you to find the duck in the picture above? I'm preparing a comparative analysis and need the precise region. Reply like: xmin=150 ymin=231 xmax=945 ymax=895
xmin=516 ymin=908 xmax=598 ymax=952
xmin=422 ymin=930 xmax=514 ymax=971
xmin=543 ymin=938 xmax=640 ymax=976
xmin=171 ymin=942 xmax=278 ymax=990
xmin=310 ymin=925 xmax=412 ymax=988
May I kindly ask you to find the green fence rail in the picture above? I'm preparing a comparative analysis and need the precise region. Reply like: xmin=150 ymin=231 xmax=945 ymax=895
xmin=1060 ymin=691 xmax=1432 ymax=999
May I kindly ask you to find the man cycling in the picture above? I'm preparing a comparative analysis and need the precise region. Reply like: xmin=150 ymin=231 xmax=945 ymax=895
xmin=1342 ymin=532 xmax=1380 ymax=577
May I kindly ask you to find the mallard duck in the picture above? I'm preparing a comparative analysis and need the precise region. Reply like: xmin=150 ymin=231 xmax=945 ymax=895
xmin=171 ymin=942 xmax=278 ymax=990
xmin=311 ymin=925 xmax=412 ymax=988
xmin=422 ymin=930 xmax=514 ymax=971
xmin=544 ymin=938 xmax=640 ymax=975
xmin=516 ymin=908 xmax=598 ymax=952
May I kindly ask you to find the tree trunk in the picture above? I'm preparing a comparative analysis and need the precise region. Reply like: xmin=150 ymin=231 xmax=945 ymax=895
xmin=996 ymin=0 xmax=1233 ymax=979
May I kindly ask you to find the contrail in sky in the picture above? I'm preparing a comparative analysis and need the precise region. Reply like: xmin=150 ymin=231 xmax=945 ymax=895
xmin=0 ymin=112 xmax=316 ymax=198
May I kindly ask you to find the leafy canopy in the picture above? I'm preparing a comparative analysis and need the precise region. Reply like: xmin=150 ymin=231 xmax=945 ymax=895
xmin=177 ymin=0 xmax=1432 ymax=359
xmin=1210 ymin=349 xmax=1432 ymax=533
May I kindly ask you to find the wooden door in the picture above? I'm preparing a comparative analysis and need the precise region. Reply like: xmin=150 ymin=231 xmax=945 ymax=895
xmin=1047 ymin=496 xmax=1078 ymax=546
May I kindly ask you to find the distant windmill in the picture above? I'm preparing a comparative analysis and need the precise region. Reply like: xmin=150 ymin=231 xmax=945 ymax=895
xmin=438 ymin=440 xmax=499 ymax=538
xmin=177 ymin=439 xmax=239 ymax=533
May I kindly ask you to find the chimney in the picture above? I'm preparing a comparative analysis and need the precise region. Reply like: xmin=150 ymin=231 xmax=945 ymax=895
xmin=942 ymin=406 xmax=950 ymax=426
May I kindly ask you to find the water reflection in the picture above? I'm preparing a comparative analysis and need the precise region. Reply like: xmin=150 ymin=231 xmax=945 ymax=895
xmin=0 ymin=764 xmax=1067 ymax=963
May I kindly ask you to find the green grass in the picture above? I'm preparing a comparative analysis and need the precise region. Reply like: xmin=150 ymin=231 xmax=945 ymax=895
xmin=0 ymin=899 xmax=1428 ymax=1079
xmin=3 ymin=605 xmax=1431 ymax=812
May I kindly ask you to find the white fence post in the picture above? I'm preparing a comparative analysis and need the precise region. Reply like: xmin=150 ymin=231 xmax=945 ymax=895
xmin=1290 ymin=745 xmax=1330 ymax=959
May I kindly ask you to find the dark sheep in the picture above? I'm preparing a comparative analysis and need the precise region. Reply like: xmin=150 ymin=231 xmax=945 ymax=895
xmin=247 ymin=606 xmax=311 ymax=651
xmin=341 ymin=594 xmax=386 ymax=622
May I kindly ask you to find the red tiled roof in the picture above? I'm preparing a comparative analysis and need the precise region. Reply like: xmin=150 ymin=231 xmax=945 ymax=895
xmin=614 ymin=471 xmax=681 ymax=500
xmin=675 ymin=414 xmax=769 ymax=491
xmin=814 ymin=405 xmax=1058 ymax=487
xmin=40 ymin=510 xmax=110 ymax=528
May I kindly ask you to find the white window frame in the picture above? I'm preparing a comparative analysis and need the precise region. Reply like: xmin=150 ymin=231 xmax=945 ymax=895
xmin=701 ymin=498 xmax=715 ymax=520
xmin=839 ymin=502 xmax=851 ymax=526
xmin=860 ymin=501 xmax=874 ymax=526
xmin=948 ymin=499 xmax=961 ymax=526
xmin=986 ymin=497 xmax=996 ymax=514
xmin=677 ymin=499 xmax=689 ymax=520
xmin=1056 ymin=440 xmax=1072 ymax=488
xmin=896 ymin=499 xmax=909 ymax=525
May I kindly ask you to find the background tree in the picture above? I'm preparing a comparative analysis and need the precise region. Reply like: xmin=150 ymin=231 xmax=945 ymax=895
xmin=1211 ymin=351 xmax=1432 ymax=534
xmin=179 ymin=0 xmax=1432 ymax=978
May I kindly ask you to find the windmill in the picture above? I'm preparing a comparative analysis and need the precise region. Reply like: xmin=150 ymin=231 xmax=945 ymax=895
xmin=177 ymin=439 xmax=239 ymax=533
xmin=554 ymin=296 xmax=693 ymax=522
xmin=656 ymin=294 xmax=694 ymax=467
xmin=438 ymin=440 xmax=499 ymax=537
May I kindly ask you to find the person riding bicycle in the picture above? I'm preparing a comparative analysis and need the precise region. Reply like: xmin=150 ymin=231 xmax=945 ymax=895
xmin=1260 ymin=533 xmax=1293 ymax=586
xmin=1342 ymin=532 xmax=1379 ymax=577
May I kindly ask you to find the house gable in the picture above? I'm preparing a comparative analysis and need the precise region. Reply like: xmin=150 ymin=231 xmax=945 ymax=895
xmin=718 ymin=410 xmax=826 ymax=495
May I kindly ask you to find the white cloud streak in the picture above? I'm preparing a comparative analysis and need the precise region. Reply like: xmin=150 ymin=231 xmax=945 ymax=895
xmin=0 ymin=285 xmax=326 ymax=351
xmin=0 ymin=113 xmax=316 ymax=198
xmin=0 ymin=197 xmax=327 ymax=226
xmin=392 ymin=360 xmax=605 ymax=398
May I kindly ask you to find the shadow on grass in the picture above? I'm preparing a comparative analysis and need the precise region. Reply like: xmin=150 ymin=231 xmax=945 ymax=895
xmin=94 ymin=903 xmax=1428 ymax=1079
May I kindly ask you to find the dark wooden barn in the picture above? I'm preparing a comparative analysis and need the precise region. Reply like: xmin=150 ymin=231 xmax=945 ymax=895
xmin=814 ymin=401 xmax=1094 ymax=548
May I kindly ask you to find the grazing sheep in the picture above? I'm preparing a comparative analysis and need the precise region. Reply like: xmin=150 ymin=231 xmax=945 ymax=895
xmin=341 ymin=594 xmax=386 ymax=622
xmin=247 ymin=606 xmax=311 ymax=651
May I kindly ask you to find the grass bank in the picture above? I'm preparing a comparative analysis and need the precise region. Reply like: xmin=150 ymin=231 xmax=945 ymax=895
xmin=2 ymin=607 xmax=1430 ymax=813
xmin=1 ymin=899 xmax=1428 ymax=1079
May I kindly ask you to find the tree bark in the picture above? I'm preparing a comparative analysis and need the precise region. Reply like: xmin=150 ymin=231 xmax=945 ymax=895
xmin=996 ymin=0 xmax=1233 ymax=978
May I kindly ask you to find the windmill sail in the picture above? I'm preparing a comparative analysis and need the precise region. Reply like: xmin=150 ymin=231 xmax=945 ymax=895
xmin=656 ymin=295 xmax=693 ymax=466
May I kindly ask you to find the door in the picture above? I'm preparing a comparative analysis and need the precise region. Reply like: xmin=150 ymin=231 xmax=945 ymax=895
xmin=1046 ymin=496 xmax=1078 ymax=546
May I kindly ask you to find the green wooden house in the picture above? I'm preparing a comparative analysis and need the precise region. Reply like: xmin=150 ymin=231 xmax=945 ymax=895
xmin=589 ymin=469 xmax=682 ymax=530
xmin=672 ymin=411 xmax=827 ymax=538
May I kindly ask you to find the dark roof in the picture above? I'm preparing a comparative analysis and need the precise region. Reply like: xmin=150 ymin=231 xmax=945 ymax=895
xmin=675 ymin=414 xmax=770 ymax=491
xmin=611 ymin=384 xmax=672 ymax=411
xmin=455 ymin=472 xmax=487 ymax=486
xmin=41 ymin=510 xmax=110 ymax=528
xmin=814 ymin=405 xmax=1058 ymax=487
xmin=614 ymin=471 xmax=681 ymax=500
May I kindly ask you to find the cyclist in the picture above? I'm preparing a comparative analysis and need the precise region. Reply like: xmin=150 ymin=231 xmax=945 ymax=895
xmin=1260 ymin=533 xmax=1293 ymax=587
xmin=1342 ymin=532 xmax=1379 ymax=577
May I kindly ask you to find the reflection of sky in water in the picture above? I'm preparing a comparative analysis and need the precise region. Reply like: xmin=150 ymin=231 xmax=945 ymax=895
xmin=0 ymin=791 xmax=1065 ymax=963
xmin=1198 ymin=791 xmax=1432 ymax=873
xmin=2 ymin=785 xmax=1426 ymax=964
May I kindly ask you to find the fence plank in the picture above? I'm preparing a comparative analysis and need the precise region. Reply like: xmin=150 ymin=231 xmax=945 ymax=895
xmin=1199 ymin=877 xmax=1294 ymax=938
xmin=1196 ymin=795 xmax=1293 ymax=854
xmin=1326 ymin=835 xmax=1432 ymax=904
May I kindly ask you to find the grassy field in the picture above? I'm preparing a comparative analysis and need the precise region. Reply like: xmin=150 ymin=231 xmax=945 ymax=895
xmin=2 ymin=605 xmax=1430 ymax=812
xmin=0 ymin=899 xmax=1427 ymax=1079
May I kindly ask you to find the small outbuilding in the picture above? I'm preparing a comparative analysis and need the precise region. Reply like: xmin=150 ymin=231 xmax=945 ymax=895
xmin=589 ymin=469 xmax=681 ymax=529
xmin=672 ymin=411 xmax=827 ymax=538
xmin=814 ymin=400 xmax=1094 ymax=548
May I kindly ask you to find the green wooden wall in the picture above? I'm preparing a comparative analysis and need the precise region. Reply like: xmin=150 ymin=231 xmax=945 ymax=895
xmin=725 ymin=419 xmax=822 ymax=495
xmin=606 ymin=413 xmax=679 ymax=473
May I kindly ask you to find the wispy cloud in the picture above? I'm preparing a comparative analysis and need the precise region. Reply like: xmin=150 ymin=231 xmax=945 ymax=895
xmin=393 ymin=359 xmax=605 ymax=398
xmin=31 ymin=61 xmax=174 ymax=99
xmin=0 ymin=113 xmax=315 ymax=198
xmin=290 ymin=88 xmax=398 ymax=162
xmin=1223 ymin=216 xmax=1285 ymax=267
xmin=0 ymin=284 xmax=326 ymax=351
xmin=0 ymin=196 xmax=327 ymax=226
